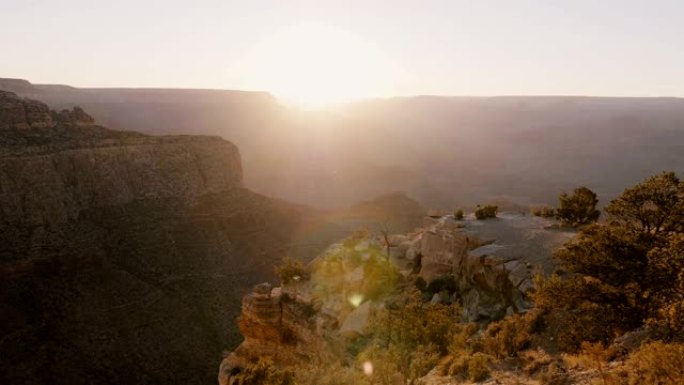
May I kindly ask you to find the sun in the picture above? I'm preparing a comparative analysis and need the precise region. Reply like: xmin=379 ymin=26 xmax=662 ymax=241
xmin=231 ymin=22 xmax=405 ymax=108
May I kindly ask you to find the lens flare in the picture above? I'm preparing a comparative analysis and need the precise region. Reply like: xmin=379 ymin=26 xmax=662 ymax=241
xmin=348 ymin=294 xmax=364 ymax=307
xmin=362 ymin=361 xmax=373 ymax=376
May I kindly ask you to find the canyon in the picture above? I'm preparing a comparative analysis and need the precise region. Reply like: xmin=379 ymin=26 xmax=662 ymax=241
xmin=2 ymin=78 xmax=683 ymax=210
xmin=0 ymin=91 xmax=307 ymax=385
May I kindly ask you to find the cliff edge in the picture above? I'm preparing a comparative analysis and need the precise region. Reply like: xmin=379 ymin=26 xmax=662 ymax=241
xmin=0 ymin=91 xmax=303 ymax=385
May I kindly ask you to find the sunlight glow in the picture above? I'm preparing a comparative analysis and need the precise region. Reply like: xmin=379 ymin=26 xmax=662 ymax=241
xmin=348 ymin=294 xmax=364 ymax=308
xmin=231 ymin=22 xmax=407 ymax=108
xmin=362 ymin=361 xmax=373 ymax=376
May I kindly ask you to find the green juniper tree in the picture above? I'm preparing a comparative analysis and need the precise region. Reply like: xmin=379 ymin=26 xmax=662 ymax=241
xmin=555 ymin=186 xmax=600 ymax=227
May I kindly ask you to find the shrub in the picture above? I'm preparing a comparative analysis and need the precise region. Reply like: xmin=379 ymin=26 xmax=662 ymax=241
xmin=406 ymin=344 xmax=441 ymax=381
xmin=414 ymin=276 xmax=427 ymax=292
xmin=454 ymin=209 xmax=464 ymax=220
xmin=576 ymin=342 xmax=614 ymax=385
xmin=532 ymin=273 xmax=638 ymax=352
xmin=275 ymin=256 xmax=310 ymax=285
xmin=537 ymin=361 xmax=572 ymax=385
xmin=466 ymin=352 xmax=492 ymax=382
xmin=295 ymin=362 xmax=371 ymax=385
xmin=482 ymin=313 xmax=532 ymax=359
xmin=532 ymin=172 xmax=684 ymax=351
xmin=366 ymin=289 xmax=460 ymax=355
xmin=232 ymin=360 xmax=295 ymax=385
xmin=425 ymin=275 xmax=457 ymax=296
xmin=475 ymin=205 xmax=498 ymax=220
xmin=646 ymin=233 xmax=684 ymax=339
xmin=357 ymin=343 xmax=403 ymax=385
xmin=555 ymin=186 xmax=600 ymax=227
xmin=447 ymin=322 xmax=480 ymax=357
xmin=605 ymin=171 xmax=683 ymax=239
xmin=438 ymin=352 xmax=492 ymax=382
xmin=531 ymin=205 xmax=556 ymax=218
xmin=625 ymin=341 xmax=684 ymax=385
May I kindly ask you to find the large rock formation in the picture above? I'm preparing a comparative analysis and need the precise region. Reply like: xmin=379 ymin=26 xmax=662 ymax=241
xmin=0 ymin=91 xmax=306 ymax=385
xmin=218 ymin=283 xmax=336 ymax=385
xmin=398 ymin=214 xmax=574 ymax=321
xmin=1 ymin=90 xmax=94 ymax=130
xmin=219 ymin=211 xmax=574 ymax=382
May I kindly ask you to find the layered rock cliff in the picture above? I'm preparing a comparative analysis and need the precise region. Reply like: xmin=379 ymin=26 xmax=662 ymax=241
xmin=1 ymin=89 xmax=94 ymax=130
xmin=0 ymin=91 xmax=305 ymax=385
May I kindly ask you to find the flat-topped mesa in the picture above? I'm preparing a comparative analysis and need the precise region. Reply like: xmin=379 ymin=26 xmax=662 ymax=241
xmin=0 ymin=90 xmax=94 ymax=129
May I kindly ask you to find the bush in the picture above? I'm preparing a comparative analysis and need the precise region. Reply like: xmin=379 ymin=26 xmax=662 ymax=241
xmin=575 ymin=342 xmax=615 ymax=385
xmin=625 ymin=341 xmax=684 ymax=385
xmin=466 ymin=353 xmax=492 ymax=382
xmin=532 ymin=273 xmax=638 ymax=352
xmin=275 ymin=256 xmax=310 ymax=285
xmin=366 ymin=289 xmax=460 ymax=355
xmin=231 ymin=360 xmax=295 ymax=385
xmin=646 ymin=233 xmax=684 ymax=339
xmin=295 ymin=362 xmax=371 ymax=385
xmin=357 ymin=343 xmax=403 ymax=385
xmin=406 ymin=344 xmax=441 ymax=381
xmin=532 ymin=205 xmax=556 ymax=218
xmin=555 ymin=187 xmax=600 ymax=227
xmin=454 ymin=209 xmax=464 ymax=220
xmin=605 ymin=171 xmax=683 ymax=239
xmin=414 ymin=276 xmax=427 ymax=292
xmin=439 ymin=352 xmax=492 ymax=382
xmin=482 ymin=314 xmax=532 ymax=359
xmin=532 ymin=172 xmax=684 ymax=351
xmin=425 ymin=275 xmax=457 ymax=296
xmin=475 ymin=205 xmax=498 ymax=220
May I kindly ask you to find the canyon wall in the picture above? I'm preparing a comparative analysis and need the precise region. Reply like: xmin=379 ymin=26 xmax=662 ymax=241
xmin=0 ymin=91 xmax=304 ymax=385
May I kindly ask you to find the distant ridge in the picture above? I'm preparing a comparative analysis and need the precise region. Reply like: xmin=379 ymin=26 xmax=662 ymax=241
xmin=2 ymin=77 xmax=683 ymax=211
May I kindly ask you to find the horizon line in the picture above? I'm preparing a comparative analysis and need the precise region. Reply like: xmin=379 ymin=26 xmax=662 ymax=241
xmin=2 ymin=77 xmax=684 ymax=100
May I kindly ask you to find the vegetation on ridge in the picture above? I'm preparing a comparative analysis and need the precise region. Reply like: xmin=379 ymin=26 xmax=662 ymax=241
xmin=230 ymin=171 xmax=684 ymax=385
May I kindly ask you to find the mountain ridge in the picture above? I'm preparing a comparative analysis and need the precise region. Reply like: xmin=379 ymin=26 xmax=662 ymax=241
xmin=3 ymin=77 xmax=682 ymax=211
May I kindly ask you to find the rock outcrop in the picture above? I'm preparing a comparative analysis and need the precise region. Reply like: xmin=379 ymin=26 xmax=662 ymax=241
xmin=396 ymin=214 xmax=573 ymax=321
xmin=0 ymin=92 xmax=306 ymax=385
xmin=1 ymin=90 xmax=95 ymax=129
xmin=219 ymin=283 xmax=335 ymax=385
xmin=219 ymin=211 xmax=573 ymax=383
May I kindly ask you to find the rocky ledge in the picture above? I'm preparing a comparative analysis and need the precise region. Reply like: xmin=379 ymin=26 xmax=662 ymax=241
xmin=1 ymin=90 xmax=94 ymax=129
xmin=394 ymin=213 xmax=574 ymax=320
xmin=0 ymin=91 xmax=242 ymax=232
xmin=219 ymin=282 xmax=337 ymax=385
xmin=220 ymin=212 xmax=574 ymax=382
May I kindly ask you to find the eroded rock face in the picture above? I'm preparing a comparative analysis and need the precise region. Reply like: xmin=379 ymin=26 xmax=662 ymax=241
xmin=0 ymin=135 xmax=242 ymax=230
xmin=0 ymin=93 xmax=305 ymax=385
xmin=219 ymin=283 xmax=334 ymax=385
xmin=0 ymin=90 xmax=95 ymax=129
xmin=400 ymin=215 xmax=564 ymax=322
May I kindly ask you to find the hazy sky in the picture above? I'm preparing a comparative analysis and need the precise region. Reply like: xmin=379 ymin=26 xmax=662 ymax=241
xmin=2 ymin=0 xmax=684 ymax=98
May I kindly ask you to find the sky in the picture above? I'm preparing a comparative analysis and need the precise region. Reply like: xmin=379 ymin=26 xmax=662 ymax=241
xmin=1 ymin=0 xmax=684 ymax=100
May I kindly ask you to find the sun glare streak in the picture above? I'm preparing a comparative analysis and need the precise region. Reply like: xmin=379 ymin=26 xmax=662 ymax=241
xmin=230 ymin=22 xmax=408 ymax=109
